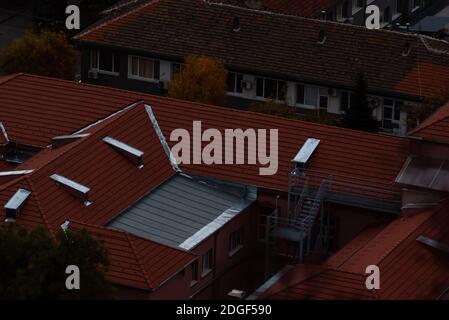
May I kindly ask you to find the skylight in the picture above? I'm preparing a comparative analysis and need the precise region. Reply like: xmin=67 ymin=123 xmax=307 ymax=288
xmin=292 ymin=138 xmax=320 ymax=166
xmin=4 ymin=188 xmax=31 ymax=222
xmin=50 ymin=174 xmax=91 ymax=206
xmin=103 ymin=136 xmax=144 ymax=168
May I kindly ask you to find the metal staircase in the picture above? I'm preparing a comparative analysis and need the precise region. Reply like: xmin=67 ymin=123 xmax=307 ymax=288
xmin=265 ymin=175 xmax=329 ymax=265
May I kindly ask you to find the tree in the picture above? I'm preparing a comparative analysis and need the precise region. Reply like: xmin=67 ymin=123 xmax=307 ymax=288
xmin=168 ymin=55 xmax=227 ymax=106
xmin=0 ymin=31 xmax=77 ymax=80
xmin=249 ymin=99 xmax=299 ymax=119
xmin=0 ymin=224 xmax=114 ymax=299
xmin=342 ymin=74 xmax=378 ymax=133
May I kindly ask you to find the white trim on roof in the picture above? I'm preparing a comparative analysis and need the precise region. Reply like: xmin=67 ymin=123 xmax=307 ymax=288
xmin=0 ymin=170 xmax=34 ymax=177
xmin=179 ymin=207 xmax=241 ymax=251
xmin=0 ymin=121 xmax=9 ymax=144
xmin=144 ymin=104 xmax=181 ymax=173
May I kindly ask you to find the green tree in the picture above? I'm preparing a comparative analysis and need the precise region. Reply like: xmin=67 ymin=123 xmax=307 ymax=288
xmin=249 ymin=99 xmax=299 ymax=119
xmin=168 ymin=55 xmax=227 ymax=106
xmin=0 ymin=31 xmax=77 ymax=80
xmin=0 ymin=224 xmax=114 ymax=299
xmin=342 ymin=74 xmax=378 ymax=133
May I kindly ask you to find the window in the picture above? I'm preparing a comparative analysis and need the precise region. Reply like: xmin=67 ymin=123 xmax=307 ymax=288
xmin=190 ymin=261 xmax=198 ymax=286
xmin=340 ymin=91 xmax=352 ymax=112
xmin=256 ymin=77 xmax=287 ymax=100
xmin=129 ymin=55 xmax=160 ymax=80
xmin=91 ymin=48 xmax=120 ymax=74
xmin=229 ymin=228 xmax=244 ymax=255
xmin=382 ymin=99 xmax=402 ymax=129
xmin=319 ymin=96 xmax=329 ymax=111
xmin=227 ymin=72 xmax=243 ymax=94
xmin=171 ymin=63 xmax=183 ymax=80
xmin=202 ymin=249 xmax=213 ymax=277
xmin=296 ymin=84 xmax=319 ymax=107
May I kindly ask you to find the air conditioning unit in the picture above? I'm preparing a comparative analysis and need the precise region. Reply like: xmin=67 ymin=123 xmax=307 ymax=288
xmin=87 ymin=69 xmax=99 ymax=79
xmin=327 ymin=88 xmax=338 ymax=97
xmin=241 ymin=80 xmax=253 ymax=90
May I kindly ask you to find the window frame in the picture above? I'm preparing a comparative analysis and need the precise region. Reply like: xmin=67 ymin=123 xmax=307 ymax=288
xmin=190 ymin=260 xmax=198 ymax=287
xmin=255 ymin=77 xmax=287 ymax=101
xmin=128 ymin=55 xmax=160 ymax=82
xmin=227 ymin=72 xmax=244 ymax=95
xmin=90 ymin=48 xmax=120 ymax=76
xmin=296 ymin=84 xmax=319 ymax=109
xmin=382 ymin=98 xmax=402 ymax=130
xmin=229 ymin=228 xmax=244 ymax=256
xmin=201 ymin=249 xmax=213 ymax=277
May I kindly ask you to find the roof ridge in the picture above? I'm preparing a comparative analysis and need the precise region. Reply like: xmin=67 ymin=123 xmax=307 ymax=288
xmin=0 ymin=73 xmax=22 ymax=86
xmin=330 ymin=224 xmax=385 ymax=270
xmin=74 ymin=0 xmax=161 ymax=40
xmin=25 ymin=177 xmax=52 ymax=233
xmin=204 ymin=0 xmax=443 ymax=42
xmin=125 ymin=232 xmax=153 ymax=288
xmin=0 ymin=175 xmax=29 ymax=192
xmin=377 ymin=212 xmax=434 ymax=265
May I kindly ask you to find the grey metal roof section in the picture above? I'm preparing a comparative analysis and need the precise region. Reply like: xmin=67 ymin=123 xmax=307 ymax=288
xmin=50 ymin=174 xmax=91 ymax=206
xmin=144 ymin=104 xmax=180 ymax=173
xmin=292 ymin=138 xmax=320 ymax=164
xmin=103 ymin=136 xmax=144 ymax=168
xmin=108 ymin=175 xmax=256 ymax=249
xmin=4 ymin=188 xmax=31 ymax=222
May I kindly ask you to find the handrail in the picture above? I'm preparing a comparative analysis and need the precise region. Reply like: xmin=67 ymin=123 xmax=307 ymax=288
xmin=290 ymin=168 xmax=401 ymax=201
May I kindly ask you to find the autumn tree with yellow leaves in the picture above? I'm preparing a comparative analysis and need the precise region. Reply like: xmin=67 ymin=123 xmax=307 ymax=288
xmin=168 ymin=56 xmax=227 ymax=106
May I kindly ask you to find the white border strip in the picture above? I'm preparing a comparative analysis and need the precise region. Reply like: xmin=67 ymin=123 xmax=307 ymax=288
xmin=179 ymin=207 xmax=241 ymax=251
xmin=144 ymin=104 xmax=180 ymax=172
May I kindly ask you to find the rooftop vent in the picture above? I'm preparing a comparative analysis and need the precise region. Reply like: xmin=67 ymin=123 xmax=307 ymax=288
xmin=292 ymin=138 xmax=320 ymax=168
xmin=0 ymin=170 xmax=34 ymax=177
xmin=317 ymin=30 xmax=326 ymax=44
xmin=233 ymin=17 xmax=241 ymax=32
xmin=50 ymin=174 xmax=91 ymax=206
xmin=52 ymin=134 xmax=90 ymax=148
xmin=4 ymin=189 xmax=31 ymax=222
xmin=103 ymin=136 xmax=144 ymax=168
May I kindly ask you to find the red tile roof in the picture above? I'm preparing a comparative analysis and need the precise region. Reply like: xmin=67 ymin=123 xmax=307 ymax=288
xmin=262 ymin=202 xmax=449 ymax=300
xmin=410 ymin=100 xmax=449 ymax=141
xmin=0 ymin=103 xmax=196 ymax=290
xmin=70 ymin=221 xmax=196 ymax=290
xmin=0 ymin=74 xmax=408 ymax=201
xmin=75 ymin=0 xmax=449 ymax=99
xmin=13 ymin=102 xmax=175 ymax=231
xmin=210 ymin=0 xmax=336 ymax=17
